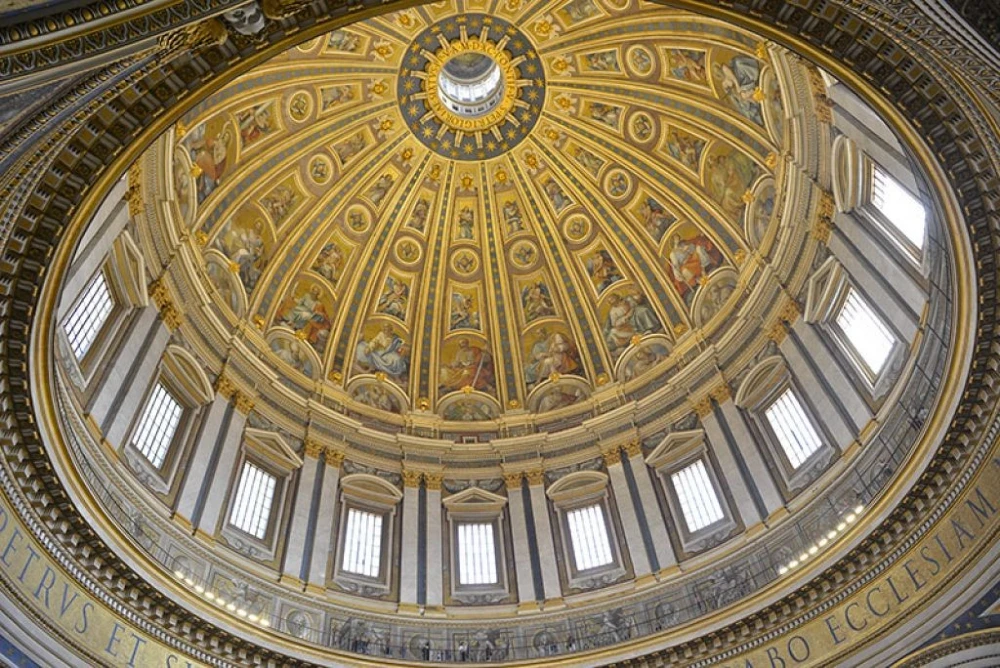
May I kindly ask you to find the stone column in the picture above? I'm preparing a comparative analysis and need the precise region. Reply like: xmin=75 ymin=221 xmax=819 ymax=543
xmin=281 ymin=438 xmax=324 ymax=587
xmin=397 ymin=469 xmax=422 ymax=613
xmin=88 ymin=305 xmax=170 ymax=444
xmin=623 ymin=441 xmax=677 ymax=573
xmin=173 ymin=392 xmax=231 ymax=529
xmin=699 ymin=396 xmax=766 ymax=527
xmin=602 ymin=446 xmax=652 ymax=579
xmin=191 ymin=388 xmax=252 ymax=540
xmin=306 ymin=447 xmax=344 ymax=592
xmin=714 ymin=397 xmax=785 ymax=519
xmin=424 ymin=473 xmax=444 ymax=610
xmin=525 ymin=469 xmax=562 ymax=604
xmin=503 ymin=472 xmax=537 ymax=608
xmin=781 ymin=321 xmax=868 ymax=448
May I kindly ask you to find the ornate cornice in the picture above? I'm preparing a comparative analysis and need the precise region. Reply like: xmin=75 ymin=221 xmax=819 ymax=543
xmin=0 ymin=1 xmax=994 ymax=666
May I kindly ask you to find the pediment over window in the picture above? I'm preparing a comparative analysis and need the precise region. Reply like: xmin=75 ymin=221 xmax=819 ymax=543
xmin=645 ymin=430 xmax=706 ymax=470
xmin=547 ymin=471 xmax=609 ymax=505
xmin=106 ymin=231 xmax=148 ymax=308
xmin=161 ymin=345 xmax=213 ymax=406
xmin=443 ymin=487 xmax=507 ymax=514
xmin=340 ymin=473 xmax=403 ymax=508
xmin=804 ymin=256 xmax=848 ymax=323
xmin=244 ymin=428 xmax=302 ymax=472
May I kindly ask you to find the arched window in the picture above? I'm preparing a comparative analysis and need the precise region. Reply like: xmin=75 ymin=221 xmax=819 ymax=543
xmin=64 ymin=271 xmax=115 ymax=360
xmin=764 ymin=388 xmax=823 ymax=469
xmin=735 ymin=357 xmax=837 ymax=496
xmin=646 ymin=430 xmax=738 ymax=555
xmin=805 ymin=257 xmax=902 ymax=392
xmin=334 ymin=474 xmax=402 ymax=595
xmin=870 ymin=163 xmax=925 ymax=252
xmin=565 ymin=504 xmax=614 ymax=570
xmin=342 ymin=508 xmax=383 ymax=578
xmin=547 ymin=471 xmax=626 ymax=588
xmin=131 ymin=382 xmax=183 ymax=468
xmin=229 ymin=461 xmax=277 ymax=540
xmin=221 ymin=429 xmax=302 ymax=554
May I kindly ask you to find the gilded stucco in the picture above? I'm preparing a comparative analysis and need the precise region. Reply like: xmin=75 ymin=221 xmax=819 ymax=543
xmin=160 ymin=0 xmax=806 ymax=433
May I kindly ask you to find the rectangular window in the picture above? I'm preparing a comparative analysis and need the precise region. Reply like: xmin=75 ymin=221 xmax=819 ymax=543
xmin=835 ymin=287 xmax=895 ymax=376
xmin=457 ymin=522 xmax=498 ymax=585
xmin=566 ymin=504 xmax=614 ymax=571
xmin=65 ymin=272 xmax=114 ymax=360
xmin=765 ymin=389 xmax=823 ymax=469
xmin=671 ymin=460 xmax=725 ymax=532
xmin=342 ymin=508 xmax=383 ymax=578
xmin=872 ymin=165 xmax=925 ymax=250
xmin=130 ymin=383 xmax=183 ymax=468
xmin=229 ymin=462 xmax=277 ymax=540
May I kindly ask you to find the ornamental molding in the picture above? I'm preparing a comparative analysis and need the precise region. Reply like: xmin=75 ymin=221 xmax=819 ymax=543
xmin=0 ymin=1 xmax=995 ymax=667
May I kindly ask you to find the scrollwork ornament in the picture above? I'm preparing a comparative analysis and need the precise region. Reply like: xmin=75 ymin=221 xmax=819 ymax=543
xmin=156 ymin=19 xmax=228 ymax=59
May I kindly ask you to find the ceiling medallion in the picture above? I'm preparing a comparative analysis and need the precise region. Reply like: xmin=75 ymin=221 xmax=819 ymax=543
xmin=398 ymin=14 xmax=546 ymax=160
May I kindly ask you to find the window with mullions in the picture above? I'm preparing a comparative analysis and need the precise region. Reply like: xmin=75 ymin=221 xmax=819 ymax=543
xmin=566 ymin=504 xmax=614 ymax=571
xmin=229 ymin=462 xmax=277 ymax=540
xmin=871 ymin=164 xmax=926 ymax=252
xmin=65 ymin=272 xmax=115 ymax=360
xmin=130 ymin=382 xmax=183 ymax=468
xmin=671 ymin=459 xmax=725 ymax=533
xmin=341 ymin=508 xmax=383 ymax=578
xmin=457 ymin=522 xmax=498 ymax=586
xmin=834 ymin=286 xmax=896 ymax=377
xmin=764 ymin=389 xmax=823 ymax=470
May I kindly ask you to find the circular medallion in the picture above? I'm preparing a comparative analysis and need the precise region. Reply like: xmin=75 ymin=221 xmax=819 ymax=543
xmin=564 ymin=214 xmax=593 ymax=243
xmin=627 ymin=45 xmax=654 ymax=77
xmin=509 ymin=239 xmax=540 ymax=269
xmin=604 ymin=168 xmax=632 ymax=199
xmin=307 ymin=154 xmax=332 ymax=184
xmin=398 ymin=14 xmax=546 ymax=160
xmin=628 ymin=111 xmax=655 ymax=143
xmin=344 ymin=205 xmax=371 ymax=234
xmin=288 ymin=91 xmax=312 ymax=123
xmin=394 ymin=237 xmax=424 ymax=266
xmin=451 ymin=249 xmax=480 ymax=276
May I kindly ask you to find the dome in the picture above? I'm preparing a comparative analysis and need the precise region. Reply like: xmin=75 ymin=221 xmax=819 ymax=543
xmin=1 ymin=0 xmax=997 ymax=666
xmin=163 ymin=1 xmax=807 ymax=439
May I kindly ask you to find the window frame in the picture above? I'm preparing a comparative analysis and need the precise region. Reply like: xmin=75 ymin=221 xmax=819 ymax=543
xmin=61 ymin=266 xmax=130 ymax=385
xmin=735 ymin=357 xmax=839 ymax=498
xmin=442 ymin=487 xmax=510 ymax=604
xmin=827 ymin=284 xmax=901 ymax=388
xmin=120 ymin=346 xmax=214 ymax=498
xmin=645 ymin=430 xmax=738 ymax=555
xmin=219 ymin=428 xmax=301 ymax=559
xmin=755 ymin=382 xmax=835 ymax=493
xmin=124 ymin=377 xmax=192 ymax=488
xmin=862 ymin=159 xmax=927 ymax=265
xmin=546 ymin=472 xmax=627 ymax=590
xmin=804 ymin=256 xmax=905 ymax=400
xmin=332 ymin=474 xmax=402 ymax=596
xmin=340 ymin=507 xmax=386 ymax=579
xmin=228 ymin=459 xmax=280 ymax=541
